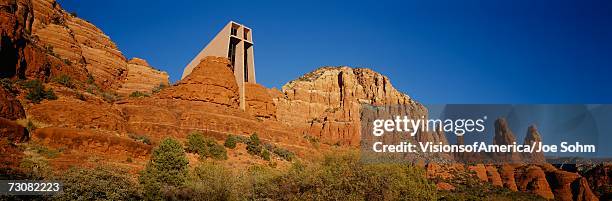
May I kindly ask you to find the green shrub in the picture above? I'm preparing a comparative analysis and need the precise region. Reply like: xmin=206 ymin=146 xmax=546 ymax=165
xmin=271 ymin=147 xmax=295 ymax=161
xmin=206 ymin=144 xmax=228 ymax=160
xmin=53 ymin=74 xmax=76 ymax=89
xmin=186 ymin=132 xmax=227 ymax=160
xmin=246 ymin=152 xmax=438 ymax=200
xmin=224 ymin=134 xmax=239 ymax=149
xmin=22 ymin=79 xmax=57 ymax=103
xmin=188 ymin=162 xmax=236 ymax=200
xmin=246 ymin=133 xmax=262 ymax=156
xmin=129 ymin=133 xmax=152 ymax=145
xmin=129 ymin=91 xmax=150 ymax=98
xmin=55 ymin=167 xmax=142 ymax=200
xmin=152 ymin=83 xmax=167 ymax=94
xmin=261 ymin=149 xmax=271 ymax=161
xmin=101 ymin=92 xmax=118 ymax=103
xmin=139 ymin=138 xmax=189 ymax=200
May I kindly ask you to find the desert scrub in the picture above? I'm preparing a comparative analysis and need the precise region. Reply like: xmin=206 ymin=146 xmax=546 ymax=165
xmin=22 ymin=79 xmax=57 ymax=103
xmin=128 ymin=133 xmax=152 ymax=145
xmin=129 ymin=91 xmax=150 ymax=98
xmin=186 ymin=132 xmax=227 ymax=160
xmin=55 ymin=166 xmax=142 ymax=200
xmin=53 ymin=74 xmax=76 ymax=89
xmin=101 ymin=92 xmax=119 ymax=103
xmin=152 ymin=83 xmax=168 ymax=94
xmin=224 ymin=134 xmax=240 ymax=149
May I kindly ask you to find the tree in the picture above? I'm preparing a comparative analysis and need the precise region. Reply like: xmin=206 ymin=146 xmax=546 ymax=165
xmin=139 ymin=138 xmax=188 ymax=200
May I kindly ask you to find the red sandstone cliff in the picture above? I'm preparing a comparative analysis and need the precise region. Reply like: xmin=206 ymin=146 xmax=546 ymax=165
xmin=275 ymin=67 xmax=427 ymax=146
xmin=0 ymin=1 xmax=606 ymax=200
xmin=117 ymin=58 xmax=169 ymax=96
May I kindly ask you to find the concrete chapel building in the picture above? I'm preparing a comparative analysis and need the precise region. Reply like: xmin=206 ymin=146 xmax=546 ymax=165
xmin=182 ymin=21 xmax=256 ymax=110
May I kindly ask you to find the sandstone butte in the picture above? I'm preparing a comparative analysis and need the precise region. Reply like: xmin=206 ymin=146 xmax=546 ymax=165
xmin=0 ymin=0 xmax=607 ymax=200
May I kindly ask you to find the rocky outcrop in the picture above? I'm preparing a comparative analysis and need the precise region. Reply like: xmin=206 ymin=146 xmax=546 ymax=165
xmin=499 ymin=164 xmax=519 ymax=191
xmin=523 ymin=125 xmax=546 ymax=164
xmin=156 ymin=56 xmax=239 ymax=108
xmin=1 ymin=0 xmax=85 ymax=82
xmin=571 ymin=177 xmax=599 ymax=201
xmin=516 ymin=165 xmax=555 ymax=199
xmin=0 ymin=87 xmax=25 ymax=120
xmin=30 ymin=0 xmax=127 ymax=90
xmin=27 ymin=98 xmax=127 ymax=133
xmin=540 ymin=164 xmax=599 ymax=201
xmin=468 ymin=164 xmax=488 ymax=182
xmin=0 ymin=117 xmax=28 ymax=143
xmin=275 ymin=67 xmax=426 ymax=146
xmin=32 ymin=127 xmax=151 ymax=159
xmin=486 ymin=165 xmax=503 ymax=187
xmin=493 ymin=118 xmax=522 ymax=163
xmin=582 ymin=164 xmax=611 ymax=199
xmin=117 ymin=58 xmax=169 ymax=95
xmin=245 ymin=83 xmax=276 ymax=119
xmin=0 ymin=0 xmax=33 ymax=78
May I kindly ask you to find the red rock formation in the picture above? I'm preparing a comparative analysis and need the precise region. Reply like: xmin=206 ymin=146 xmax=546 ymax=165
xmin=276 ymin=67 xmax=426 ymax=146
xmin=571 ymin=177 xmax=599 ymax=201
xmin=117 ymin=58 xmax=169 ymax=96
xmin=493 ymin=118 xmax=522 ymax=163
xmin=486 ymin=165 xmax=503 ymax=187
xmin=523 ymin=125 xmax=546 ymax=164
xmin=27 ymin=98 xmax=127 ymax=133
xmin=468 ymin=164 xmax=488 ymax=182
xmin=516 ymin=165 xmax=554 ymax=199
xmin=436 ymin=182 xmax=455 ymax=191
xmin=0 ymin=87 xmax=25 ymax=120
xmin=499 ymin=164 xmax=519 ymax=191
xmin=32 ymin=127 xmax=151 ymax=159
xmin=582 ymin=164 xmax=611 ymax=199
xmin=30 ymin=0 xmax=127 ymax=90
xmin=244 ymin=83 xmax=277 ymax=119
xmin=541 ymin=164 xmax=599 ymax=201
xmin=0 ymin=117 xmax=28 ymax=143
xmin=156 ymin=56 xmax=239 ymax=108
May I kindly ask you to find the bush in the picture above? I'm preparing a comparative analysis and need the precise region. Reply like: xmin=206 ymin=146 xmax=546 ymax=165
xmin=271 ymin=147 xmax=295 ymax=161
xmin=152 ymin=83 xmax=167 ymax=94
xmin=101 ymin=92 xmax=118 ymax=103
xmin=224 ymin=134 xmax=239 ymax=149
xmin=53 ymin=74 xmax=76 ymax=89
xmin=261 ymin=149 xmax=271 ymax=161
xmin=129 ymin=91 xmax=150 ymax=98
xmin=187 ymin=162 xmax=236 ymax=200
xmin=186 ymin=132 xmax=227 ymax=160
xmin=129 ymin=133 xmax=152 ymax=145
xmin=54 ymin=167 xmax=142 ymax=200
xmin=139 ymin=138 xmax=189 ymax=200
xmin=22 ymin=79 xmax=57 ymax=103
xmin=246 ymin=152 xmax=438 ymax=200
xmin=246 ymin=133 xmax=262 ymax=156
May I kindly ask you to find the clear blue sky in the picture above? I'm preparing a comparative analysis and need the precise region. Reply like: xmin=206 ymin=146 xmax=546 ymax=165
xmin=58 ymin=0 xmax=612 ymax=103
